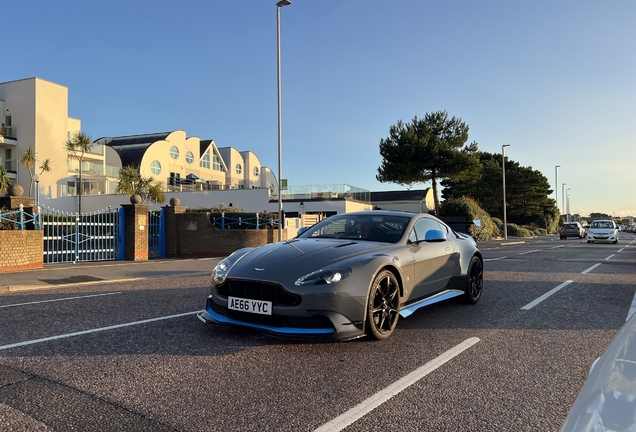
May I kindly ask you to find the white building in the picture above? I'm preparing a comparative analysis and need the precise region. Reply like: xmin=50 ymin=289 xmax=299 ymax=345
xmin=2 ymin=77 xmax=428 ymax=217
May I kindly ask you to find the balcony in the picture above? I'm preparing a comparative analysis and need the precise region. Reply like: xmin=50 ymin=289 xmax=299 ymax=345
xmin=0 ymin=126 xmax=17 ymax=145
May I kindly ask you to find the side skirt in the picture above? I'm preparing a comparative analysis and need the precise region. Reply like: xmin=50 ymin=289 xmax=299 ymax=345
xmin=399 ymin=290 xmax=465 ymax=318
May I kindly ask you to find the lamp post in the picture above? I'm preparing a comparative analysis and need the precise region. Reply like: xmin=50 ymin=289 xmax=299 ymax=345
xmin=566 ymin=188 xmax=571 ymax=222
xmin=33 ymin=173 xmax=40 ymax=229
xmin=555 ymin=165 xmax=560 ymax=214
xmin=502 ymin=144 xmax=511 ymax=240
xmin=33 ymin=174 xmax=40 ymax=208
xmin=276 ymin=0 xmax=291 ymax=242
xmin=562 ymin=183 xmax=567 ymax=221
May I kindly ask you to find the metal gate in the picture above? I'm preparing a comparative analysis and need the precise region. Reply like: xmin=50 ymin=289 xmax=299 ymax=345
xmin=41 ymin=206 xmax=124 ymax=264
xmin=148 ymin=209 xmax=166 ymax=259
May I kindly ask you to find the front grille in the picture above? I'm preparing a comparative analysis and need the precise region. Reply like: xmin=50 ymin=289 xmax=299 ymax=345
xmin=216 ymin=279 xmax=301 ymax=307
xmin=212 ymin=302 xmax=334 ymax=330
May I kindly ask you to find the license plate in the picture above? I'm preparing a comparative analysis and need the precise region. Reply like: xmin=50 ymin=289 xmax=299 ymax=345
xmin=228 ymin=296 xmax=272 ymax=315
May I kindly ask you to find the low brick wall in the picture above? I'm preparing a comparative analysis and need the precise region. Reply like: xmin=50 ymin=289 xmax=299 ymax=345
xmin=0 ymin=230 xmax=44 ymax=272
xmin=167 ymin=211 xmax=287 ymax=258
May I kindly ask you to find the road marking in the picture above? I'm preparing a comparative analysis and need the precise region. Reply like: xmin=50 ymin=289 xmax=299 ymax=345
xmin=484 ymin=257 xmax=507 ymax=261
xmin=605 ymin=254 xmax=616 ymax=260
xmin=313 ymin=337 xmax=480 ymax=432
xmin=618 ymin=248 xmax=625 ymax=253
xmin=519 ymin=250 xmax=540 ymax=255
xmin=0 ymin=292 xmax=121 ymax=309
xmin=0 ymin=311 xmax=201 ymax=351
xmin=550 ymin=245 xmax=565 ymax=249
xmin=521 ymin=281 xmax=573 ymax=310
xmin=582 ymin=263 xmax=602 ymax=274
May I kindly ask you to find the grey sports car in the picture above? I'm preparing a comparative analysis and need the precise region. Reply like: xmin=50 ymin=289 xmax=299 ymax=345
xmin=198 ymin=210 xmax=483 ymax=341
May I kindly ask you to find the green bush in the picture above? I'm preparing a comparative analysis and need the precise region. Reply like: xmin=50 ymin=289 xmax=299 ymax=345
xmin=506 ymin=223 xmax=534 ymax=238
xmin=439 ymin=196 xmax=494 ymax=242
xmin=0 ymin=207 xmax=19 ymax=230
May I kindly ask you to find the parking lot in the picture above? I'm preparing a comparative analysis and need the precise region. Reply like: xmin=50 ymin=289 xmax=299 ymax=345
xmin=1 ymin=235 xmax=635 ymax=431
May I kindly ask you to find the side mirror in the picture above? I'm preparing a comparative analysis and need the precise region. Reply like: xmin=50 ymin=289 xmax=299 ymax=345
xmin=297 ymin=227 xmax=308 ymax=237
xmin=424 ymin=229 xmax=446 ymax=242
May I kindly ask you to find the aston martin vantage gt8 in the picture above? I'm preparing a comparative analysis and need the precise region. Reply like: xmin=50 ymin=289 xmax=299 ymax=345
xmin=198 ymin=210 xmax=483 ymax=341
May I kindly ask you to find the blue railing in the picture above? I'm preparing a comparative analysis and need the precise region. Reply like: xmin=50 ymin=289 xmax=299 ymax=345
xmin=211 ymin=212 xmax=279 ymax=229
xmin=0 ymin=205 xmax=40 ymax=230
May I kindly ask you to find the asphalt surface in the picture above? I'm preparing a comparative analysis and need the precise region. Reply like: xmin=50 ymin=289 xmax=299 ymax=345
xmin=0 ymin=238 xmax=526 ymax=292
xmin=0 ymin=258 xmax=220 ymax=293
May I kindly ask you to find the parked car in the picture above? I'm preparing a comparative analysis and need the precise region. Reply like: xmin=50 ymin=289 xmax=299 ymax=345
xmin=561 ymin=312 xmax=636 ymax=431
xmin=560 ymin=222 xmax=585 ymax=239
xmin=198 ymin=210 xmax=484 ymax=341
xmin=587 ymin=220 xmax=619 ymax=244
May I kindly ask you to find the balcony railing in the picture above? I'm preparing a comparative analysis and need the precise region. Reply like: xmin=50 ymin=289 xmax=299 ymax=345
xmin=0 ymin=126 xmax=17 ymax=139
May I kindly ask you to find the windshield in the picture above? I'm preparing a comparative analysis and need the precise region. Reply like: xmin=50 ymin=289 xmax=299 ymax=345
xmin=591 ymin=221 xmax=615 ymax=229
xmin=298 ymin=213 xmax=411 ymax=243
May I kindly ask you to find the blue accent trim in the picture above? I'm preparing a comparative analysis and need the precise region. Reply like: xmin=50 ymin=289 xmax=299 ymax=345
xmin=399 ymin=290 xmax=464 ymax=318
xmin=203 ymin=308 xmax=334 ymax=335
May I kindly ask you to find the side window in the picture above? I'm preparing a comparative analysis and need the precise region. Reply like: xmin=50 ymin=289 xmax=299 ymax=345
xmin=411 ymin=218 xmax=443 ymax=242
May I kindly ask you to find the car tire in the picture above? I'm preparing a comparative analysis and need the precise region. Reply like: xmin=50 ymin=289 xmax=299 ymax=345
xmin=463 ymin=256 xmax=483 ymax=304
xmin=366 ymin=270 xmax=400 ymax=341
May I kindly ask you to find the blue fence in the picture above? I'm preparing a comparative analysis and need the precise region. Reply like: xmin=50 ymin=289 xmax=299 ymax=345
xmin=0 ymin=205 xmax=39 ymax=230
xmin=211 ymin=212 xmax=279 ymax=229
xmin=148 ymin=209 xmax=166 ymax=259
xmin=40 ymin=205 xmax=124 ymax=264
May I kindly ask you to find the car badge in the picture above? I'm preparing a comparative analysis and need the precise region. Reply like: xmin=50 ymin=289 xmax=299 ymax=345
xmin=255 ymin=268 xmax=265 ymax=271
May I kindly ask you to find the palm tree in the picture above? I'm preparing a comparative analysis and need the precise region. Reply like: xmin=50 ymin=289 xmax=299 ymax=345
xmin=0 ymin=165 xmax=11 ymax=196
xmin=115 ymin=165 xmax=166 ymax=204
xmin=19 ymin=146 xmax=52 ymax=196
xmin=64 ymin=131 xmax=93 ymax=215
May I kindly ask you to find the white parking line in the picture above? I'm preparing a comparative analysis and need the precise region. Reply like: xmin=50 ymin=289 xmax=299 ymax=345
xmin=519 ymin=250 xmax=540 ymax=255
xmin=521 ymin=281 xmax=573 ymax=310
xmin=0 ymin=311 xmax=201 ymax=351
xmin=618 ymin=248 xmax=625 ymax=253
xmin=484 ymin=257 xmax=507 ymax=261
xmin=605 ymin=254 xmax=616 ymax=260
xmin=0 ymin=292 xmax=121 ymax=309
xmin=550 ymin=245 xmax=566 ymax=249
xmin=314 ymin=337 xmax=481 ymax=432
xmin=582 ymin=263 xmax=602 ymax=274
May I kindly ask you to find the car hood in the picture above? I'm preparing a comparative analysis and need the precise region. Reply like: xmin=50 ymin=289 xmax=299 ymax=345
xmin=228 ymin=238 xmax=395 ymax=281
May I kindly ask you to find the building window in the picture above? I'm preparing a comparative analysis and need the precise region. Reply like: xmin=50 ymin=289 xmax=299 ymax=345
xmin=253 ymin=166 xmax=259 ymax=177
xmin=213 ymin=153 xmax=222 ymax=171
xmin=170 ymin=145 xmax=179 ymax=160
xmin=200 ymin=151 xmax=210 ymax=169
xmin=186 ymin=151 xmax=194 ymax=164
xmin=151 ymin=160 xmax=161 ymax=175
xmin=236 ymin=163 xmax=242 ymax=174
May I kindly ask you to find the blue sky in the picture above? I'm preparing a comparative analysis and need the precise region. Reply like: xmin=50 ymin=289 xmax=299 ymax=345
xmin=4 ymin=1 xmax=636 ymax=218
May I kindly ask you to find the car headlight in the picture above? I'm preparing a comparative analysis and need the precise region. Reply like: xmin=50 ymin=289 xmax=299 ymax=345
xmin=295 ymin=268 xmax=352 ymax=286
xmin=212 ymin=258 xmax=234 ymax=284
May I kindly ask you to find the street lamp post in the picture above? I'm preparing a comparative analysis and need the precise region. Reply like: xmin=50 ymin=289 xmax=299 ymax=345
xmin=33 ymin=173 xmax=40 ymax=229
xmin=555 ymin=165 xmax=560 ymax=214
xmin=276 ymin=0 xmax=291 ymax=242
xmin=566 ymin=188 xmax=571 ymax=222
xmin=502 ymin=144 xmax=511 ymax=240
xmin=33 ymin=174 xmax=40 ymax=208
xmin=562 ymin=183 xmax=567 ymax=222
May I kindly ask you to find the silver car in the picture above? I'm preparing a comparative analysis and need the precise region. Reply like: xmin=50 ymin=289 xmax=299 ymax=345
xmin=587 ymin=220 xmax=619 ymax=244
xmin=198 ymin=211 xmax=484 ymax=341
xmin=561 ymin=312 xmax=636 ymax=431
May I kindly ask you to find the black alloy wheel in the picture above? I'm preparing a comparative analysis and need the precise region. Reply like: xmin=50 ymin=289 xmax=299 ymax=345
xmin=463 ymin=256 xmax=483 ymax=304
xmin=366 ymin=270 xmax=400 ymax=340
